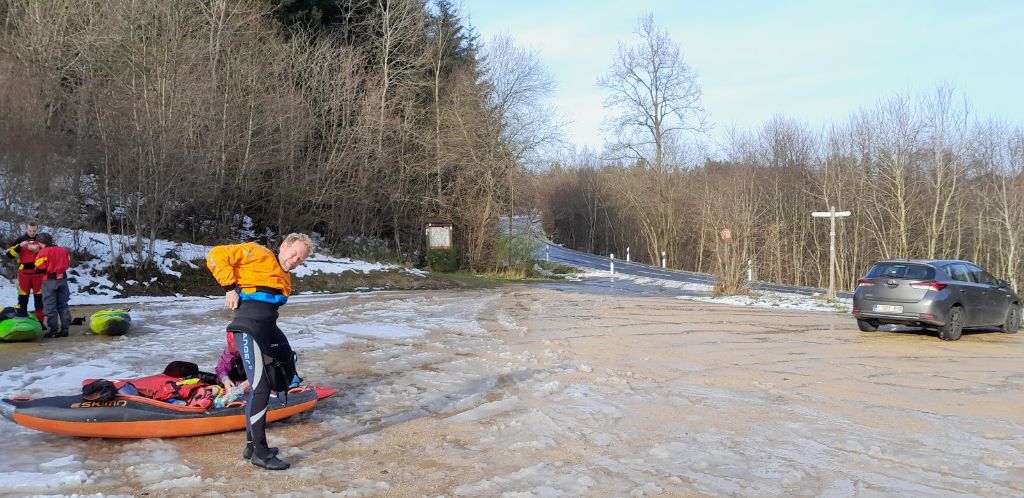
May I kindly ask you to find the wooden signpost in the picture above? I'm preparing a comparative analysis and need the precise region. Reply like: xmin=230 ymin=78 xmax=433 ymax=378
xmin=811 ymin=207 xmax=851 ymax=299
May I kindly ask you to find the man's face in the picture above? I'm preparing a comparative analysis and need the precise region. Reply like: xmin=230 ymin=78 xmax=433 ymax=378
xmin=26 ymin=226 xmax=37 ymax=237
xmin=278 ymin=240 xmax=310 ymax=271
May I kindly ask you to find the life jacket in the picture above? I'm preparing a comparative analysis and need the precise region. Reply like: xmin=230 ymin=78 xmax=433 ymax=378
xmin=6 ymin=234 xmax=40 ymax=270
xmin=185 ymin=385 xmax=221 ymax=409
xmin=34 ymin=245 xmax=71 ymax=279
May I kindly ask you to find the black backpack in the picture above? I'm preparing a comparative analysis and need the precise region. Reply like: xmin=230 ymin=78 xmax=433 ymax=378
xmin=264 ymin=351 xmax=299 ymax=392
xmin=163 ymin=360 xmax=218 ymax=384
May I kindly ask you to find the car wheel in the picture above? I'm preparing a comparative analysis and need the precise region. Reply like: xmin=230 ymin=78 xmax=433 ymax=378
xmin=937 ymin=306 xmax=964 ymax=341
xmin=999 ymin=304 xmax=1020 ymax=334
xmin=857 ymin=319 xmax=879 ymax=332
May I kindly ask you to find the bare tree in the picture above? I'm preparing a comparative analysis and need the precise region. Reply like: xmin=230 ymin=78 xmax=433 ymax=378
xmin=921 ymin=86 xmax=971 ymax=258
xmin=975 ymin=120 xmax=1024 ymax=289
xmin=480 ymin=34 xmax=559 ymax=255
xmin=597 ymin=14 xmax=706 ymax=172
xmin=595 ymin=14 xmax=706 ymax=265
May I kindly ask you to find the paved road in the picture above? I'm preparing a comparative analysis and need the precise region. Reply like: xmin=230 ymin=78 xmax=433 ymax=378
xmin=540 ymin=242 xmax=854 ymax=299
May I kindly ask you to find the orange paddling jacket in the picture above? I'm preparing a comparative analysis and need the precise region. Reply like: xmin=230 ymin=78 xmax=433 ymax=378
xmin=206 ymin=242 xmax=292 ymax=305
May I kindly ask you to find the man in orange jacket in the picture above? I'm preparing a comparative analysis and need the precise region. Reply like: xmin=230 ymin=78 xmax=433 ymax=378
xmin=5 ymin=221 xmax=45 ymax=324
xmin=206 ymin=233 xmax=313 ymax=471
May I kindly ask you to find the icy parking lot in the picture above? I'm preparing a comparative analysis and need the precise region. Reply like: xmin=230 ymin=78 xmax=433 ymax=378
xmin=1 ymin=284 xmax=1023 ymax=496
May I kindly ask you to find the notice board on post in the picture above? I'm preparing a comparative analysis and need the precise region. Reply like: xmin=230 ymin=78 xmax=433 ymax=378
xmin=426 ymin=223 xmax=452 ymax=250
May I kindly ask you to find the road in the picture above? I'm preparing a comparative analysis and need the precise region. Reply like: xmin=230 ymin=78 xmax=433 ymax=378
xmin=541 ymin=242 xmax=854 ymax=299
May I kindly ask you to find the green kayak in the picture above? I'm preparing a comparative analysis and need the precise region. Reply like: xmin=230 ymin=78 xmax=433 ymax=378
xmin=0 ymin=317 xmax=43 ymax=342
xmin=89 ymin=309 xmax=132 ymax=336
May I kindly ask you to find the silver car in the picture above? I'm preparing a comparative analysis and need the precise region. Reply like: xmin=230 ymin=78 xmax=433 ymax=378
xmin=852 ymin=259 xmax=1021 ymax=341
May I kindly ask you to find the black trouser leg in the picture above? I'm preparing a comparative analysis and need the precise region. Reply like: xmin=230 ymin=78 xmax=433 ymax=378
xmin=234 ymin=331 xmax=272 ymax=459
xmin=15 ymin=294 xmax=28 ymax=317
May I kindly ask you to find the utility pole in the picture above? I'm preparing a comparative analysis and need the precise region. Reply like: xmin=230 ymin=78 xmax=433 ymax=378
xmin=812 ymin=206 xmax=851 ymax=299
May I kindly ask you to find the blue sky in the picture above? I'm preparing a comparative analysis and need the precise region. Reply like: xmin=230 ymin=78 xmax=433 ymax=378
xmin=463 ymin=1 xmax=1024 ymax=149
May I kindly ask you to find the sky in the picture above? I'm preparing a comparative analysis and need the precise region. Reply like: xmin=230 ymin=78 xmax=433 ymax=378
xmin=463 ymin=0 xmax=1024 ymax=151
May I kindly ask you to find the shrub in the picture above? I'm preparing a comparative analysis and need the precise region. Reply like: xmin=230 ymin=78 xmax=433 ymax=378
xmin=495 ymin=234 xmax=542 ymax=273
xmin=427 ymin=247 xmax=459 ymax=272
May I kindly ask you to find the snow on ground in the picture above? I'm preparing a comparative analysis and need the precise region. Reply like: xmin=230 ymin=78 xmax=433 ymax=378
xmin=0 ymin=291 xmax=496 ymax=495
xmin=0 ymin=221 xmax=420 ymax=305
xmin=689 ymin=292 xmax=852 ymax=313
xmin=578 ymin=269 xmax=852 ymax=313
xmin=0 ymin=286 xmax=1021 ymax=495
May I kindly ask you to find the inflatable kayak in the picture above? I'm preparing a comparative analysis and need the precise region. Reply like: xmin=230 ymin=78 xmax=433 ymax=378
xmin=0 ymin=380 xmax=336 ymax=439
xmin=0 ymin=317 xmax=43 ymax=342
xmin=89 ymin=309 xmax=132 ymax=336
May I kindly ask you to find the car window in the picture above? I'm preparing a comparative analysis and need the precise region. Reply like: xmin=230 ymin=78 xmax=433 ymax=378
xmin=945 ymin=263 xmax=973 ymax=283
xmin=966 ymin=264 xmax=996 ymax=285
xmin=866 ymin=263 xmax=935 ymax=280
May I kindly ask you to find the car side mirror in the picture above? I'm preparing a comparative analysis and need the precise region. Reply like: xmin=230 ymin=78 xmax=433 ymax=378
xmin=996 ymin=279 xmax=1010 ymax=289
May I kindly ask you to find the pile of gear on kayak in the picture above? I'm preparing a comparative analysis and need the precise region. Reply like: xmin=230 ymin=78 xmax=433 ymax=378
xmin=83 ymin=361 xmax=249 ymax=410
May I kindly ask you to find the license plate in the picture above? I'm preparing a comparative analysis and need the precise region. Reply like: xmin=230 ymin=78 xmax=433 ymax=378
xmin=873 ymin=304 xmax=903 ymax=313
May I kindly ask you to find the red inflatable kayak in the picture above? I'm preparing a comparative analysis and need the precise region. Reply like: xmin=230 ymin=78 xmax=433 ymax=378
xmin=0 ymin=375 xmax=335 ymax=439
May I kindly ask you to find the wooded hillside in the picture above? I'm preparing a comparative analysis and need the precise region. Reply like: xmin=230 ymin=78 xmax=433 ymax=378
xmin=1 ymin=0 xmax=554 ymax=270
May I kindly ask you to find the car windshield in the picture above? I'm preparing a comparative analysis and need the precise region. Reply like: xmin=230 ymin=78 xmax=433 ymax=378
xmin=866 ymin=263 xmax=935 ymax=280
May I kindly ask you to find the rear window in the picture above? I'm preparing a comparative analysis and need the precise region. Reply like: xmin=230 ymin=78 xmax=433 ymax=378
xmin=866 ymin=263 xmax=935 ymax=280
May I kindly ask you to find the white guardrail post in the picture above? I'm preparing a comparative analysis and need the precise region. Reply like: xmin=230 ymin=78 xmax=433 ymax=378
xmin=661 ymin=251 xmax=666 ymax=268
xmin=610 ymin=253 xmax=615 ymax=274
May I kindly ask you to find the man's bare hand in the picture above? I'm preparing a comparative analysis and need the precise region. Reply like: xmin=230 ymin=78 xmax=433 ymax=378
xmin=225 ymin=290 xmax=239 ymax=310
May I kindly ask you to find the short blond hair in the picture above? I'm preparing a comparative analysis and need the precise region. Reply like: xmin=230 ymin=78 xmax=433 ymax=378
xmin=283 ymin=233 xmax=314 ymax=254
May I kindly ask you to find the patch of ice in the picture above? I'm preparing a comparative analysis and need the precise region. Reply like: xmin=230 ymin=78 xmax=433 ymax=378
xmin=0 ymin=470 xmax=90 ymax=493
xmin=39 ymin=455 xmax=81 ymax=470
xmin=340 ymin=479 xmax=392 ymax=496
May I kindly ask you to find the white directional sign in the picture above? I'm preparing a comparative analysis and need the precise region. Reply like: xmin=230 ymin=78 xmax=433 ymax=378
xmin=811 ymin=207 xmax=851 ymax=299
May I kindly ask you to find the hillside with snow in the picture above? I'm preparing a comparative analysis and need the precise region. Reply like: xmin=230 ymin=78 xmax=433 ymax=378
xmin=0 ymin=221 xmax=425 ymax=305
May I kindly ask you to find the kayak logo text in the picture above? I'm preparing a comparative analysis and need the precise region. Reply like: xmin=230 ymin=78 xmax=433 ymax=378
xmin=71 ymin=400 xmax=128 ymax=408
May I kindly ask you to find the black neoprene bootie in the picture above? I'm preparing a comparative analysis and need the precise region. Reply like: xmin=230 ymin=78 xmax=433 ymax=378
xmin=250 ymin=453 xmax=290 ymax=470
xmin=243 ymin=444 xmax=278 ymax=460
